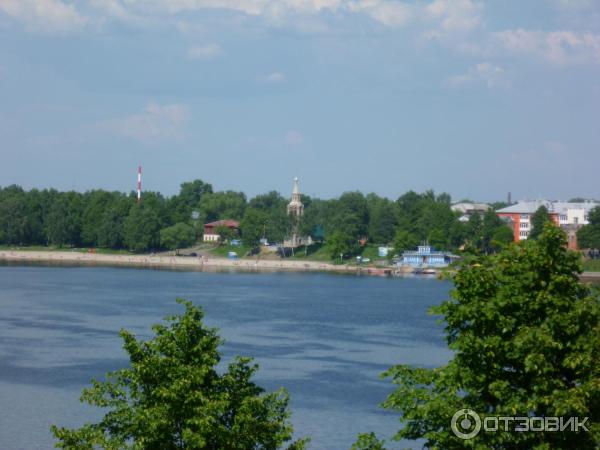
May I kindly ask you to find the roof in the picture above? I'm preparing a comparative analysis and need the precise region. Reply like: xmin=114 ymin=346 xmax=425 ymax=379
xmin=451 ymin=202 xmax=490 ymax=213
xmin=496 ymin=200 xmax=553 ymax=214
xmin=204 ymin=219 xmax=240 ymax=228
xmin=496 ymin=200 xmax=599 ymax=215
xmin=292 ymin=177 xmax=300 ymax=195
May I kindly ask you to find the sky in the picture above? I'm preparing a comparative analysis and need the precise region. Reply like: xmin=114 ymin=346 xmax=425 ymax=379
xmin=1 ymin=0 xmax=599 ymax=202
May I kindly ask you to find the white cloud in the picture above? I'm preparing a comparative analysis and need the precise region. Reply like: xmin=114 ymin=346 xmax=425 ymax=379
xmin=493 ymin=29 xmax=600 ymax=65
xmin=426 ymin=0 xmax=482 ymax=32
xmin=447 ymin=62 xmax=508 ymax=88
xmin=0 ymin=0 xmax=490 ymax=34
xmin=100 ymin=103 xmax=189 ymax=145
xmin=0 ymin=0 xmax=87 ymax=33
xmin=187 ymin=43 xmax=223 ymax=60
xmin=349 ymin=1 xmax=414 ymax=27
xmin=263 ymin=72 xmax=286 ymax=83
xmin=89 ymin=0 xmax=147 ymax=25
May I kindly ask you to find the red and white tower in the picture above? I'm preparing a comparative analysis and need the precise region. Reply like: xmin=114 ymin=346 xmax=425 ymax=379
xmin=137 ymin=165 xmax=142 ymax=203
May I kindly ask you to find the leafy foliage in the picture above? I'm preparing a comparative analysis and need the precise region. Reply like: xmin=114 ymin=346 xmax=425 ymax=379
xmin=160 ymin=222 xmax=196 ymax=250
xmin=198 ymin=191 xmax=246 ymax=224
xmin=351 ymin=433 xmax=387 ymax=450
xmin=577 ymin=206 xmax=600 ymax=250
xmin=393 ymin=229 xmax=420 ymax=254
xmin=240 ymin=208 xmax=270 ymax=246
xmin=361 ymin=225 xmax=600 ymax=449
xmin=529 ymin=205 xmax=551 ymax=240
xmin=45 ymin=193 xmax=83 ymax=247
xmin=0 ymin=182 xmax=517 ymax=257
xmin=124 ymin=203 xmax=161 ymax=252
xmin=51 ymin=300 xmax=308 ymax=450
xmin=325 ymin=230 xmax=358 ymax=260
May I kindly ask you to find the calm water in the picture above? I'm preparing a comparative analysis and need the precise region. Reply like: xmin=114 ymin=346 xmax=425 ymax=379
xmin=0 ymin=264 xmax=452 ymax=449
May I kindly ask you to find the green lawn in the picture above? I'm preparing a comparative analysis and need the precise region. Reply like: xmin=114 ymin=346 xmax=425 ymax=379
xmin=358 ymin=244 xmax=393 ymax=263
xmin=0 ymin=245 xmax=130 ymax=255
xmin=287 ymin=243 xmax=333 ymax=262
xmin=288 ymin=243 xmax=393 ymax=265
xmin=583 ymin=259 xmax=600 ymax=272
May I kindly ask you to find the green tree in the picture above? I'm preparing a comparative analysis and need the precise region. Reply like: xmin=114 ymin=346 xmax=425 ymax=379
xmin=327 ymin=192 xmax=369 ymax=240
xmin=0 ymin=186 xmax=29 ymax=244
xmin=480 ymin=209 xmax=507 ymax=253
xmin=170 ymin=180 xmax=214 ymax=224
xmin=393 ymin=229 xmax=419 ymax=254
xmin=448 ymin=220 xmax=467 ymax=249
xmin=465 ymin=213 xmax=483 ymax=249
xmin=362 ymin=225 xmax=600 ymax=449
xmin=45 ymin=193 xmax=83 ymax=247
xmin=179 ymin=179 xmax=213 ymax=207
xmin=240 ymin=208 xmax=269 ymax=246
xmin=529 ymin=205 xmax=551 ymax=240
xmin=298 ymin=199 xmax=326 ymax=239
xmin=427 ymin=229 xmax=447 ymax=250
xmin=325 ymin=230 xmax=358 ymax=260
xmin=247 ymin=192 xmax=290 ymax=243
xmin=81 ymin=191 xmax=119 ymax=247
xmin=577 ymin=206 xmax=600 ymax=250
xmin=123 ymin=204 xmax=161 ymax=252
xmin=366 ymin=194 xmax=397 ymax=244
xmin=351 ymin=433 xmax=387 ymax=450
xmin=51 ymin=300 xmax=307 ymax=450
xmin=395 ymin=190 xmax=457 ymax=248
xmin=23 ymin=188 xmax=51 ymax=245
xmin=160 ymin=222 xmax=196 ymax=251
xmin=199 ymin=191 xmax=247 ymax=223
xmin=97 ymin=197 xmax=132 ymax=249
xmin=490 ymin=225 xmax=514 ymax=251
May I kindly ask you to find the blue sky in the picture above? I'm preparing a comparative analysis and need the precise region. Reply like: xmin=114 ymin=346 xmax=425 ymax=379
xmin=1 ymin=0 xmax=599 ymax=201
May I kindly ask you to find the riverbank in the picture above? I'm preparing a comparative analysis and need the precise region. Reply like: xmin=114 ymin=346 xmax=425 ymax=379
xmin=2 ymin=250 xmax=598 ymax=280
xmin=0 ymin=250 xmax=370 ymax=275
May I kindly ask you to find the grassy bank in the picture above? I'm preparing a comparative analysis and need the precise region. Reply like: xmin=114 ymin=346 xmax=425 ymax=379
xmin=0 ymin=245 xmax=131 ymax=255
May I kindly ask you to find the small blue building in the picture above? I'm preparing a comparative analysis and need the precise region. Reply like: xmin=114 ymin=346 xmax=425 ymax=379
xmin=401 ymin=245 xmax=456 ymax=267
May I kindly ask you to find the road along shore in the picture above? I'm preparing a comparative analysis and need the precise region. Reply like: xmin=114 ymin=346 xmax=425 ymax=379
xmin=0 ymin=250 xmax=371 ymax=275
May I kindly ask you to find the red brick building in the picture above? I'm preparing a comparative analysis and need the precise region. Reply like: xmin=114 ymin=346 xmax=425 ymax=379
xmin=496 ymin=201 xmax=560 ymax=242
xmin=203 ymin=220 xmax=240 ymax=242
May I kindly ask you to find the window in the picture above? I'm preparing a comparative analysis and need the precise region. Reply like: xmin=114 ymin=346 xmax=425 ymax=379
xmin=520 ymin=222 xmax=528 ymax=229
xmin=520 ymin=214 xmax=529 ymax=220
xmin=574 ymin=217 xmax=579 ymax=224
xmin=519 ymin=230 xmax=528 ymax=237
xmin=560 ymin=215 xmax=567 ymax=221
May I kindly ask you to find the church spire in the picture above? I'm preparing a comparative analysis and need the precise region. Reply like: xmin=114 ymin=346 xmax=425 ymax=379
xmin=287 ymin=177 xmax=304 ymax=217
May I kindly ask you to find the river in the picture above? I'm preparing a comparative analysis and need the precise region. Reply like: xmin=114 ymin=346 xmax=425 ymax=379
xmin=0 ymin=264 xmax=452 ymax=449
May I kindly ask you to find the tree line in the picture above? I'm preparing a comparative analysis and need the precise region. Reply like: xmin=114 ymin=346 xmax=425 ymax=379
xmin=0 ymin=180 xmax=514 ymax=255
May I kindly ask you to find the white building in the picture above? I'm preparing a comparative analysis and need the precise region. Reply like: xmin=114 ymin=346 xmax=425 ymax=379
xmin=496 ymin=200 xmax=598 ymax=242
xmin=451 ymin=202 xmax=491 ymax=222
xmin=554 ymin=202 xmax=595 ymax=226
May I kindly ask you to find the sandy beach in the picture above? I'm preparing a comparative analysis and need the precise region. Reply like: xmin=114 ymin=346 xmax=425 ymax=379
xmin=2 ymin=250 xmax=598 ymax=280
xmin=0 ymin=250 xmax=375 ymax=275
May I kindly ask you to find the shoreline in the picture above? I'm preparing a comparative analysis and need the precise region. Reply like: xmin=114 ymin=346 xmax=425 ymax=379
xmin=0 ymin=250 xmax=378 ymax=276
xmin=1 ymin=250 xmax=598 ymax=280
